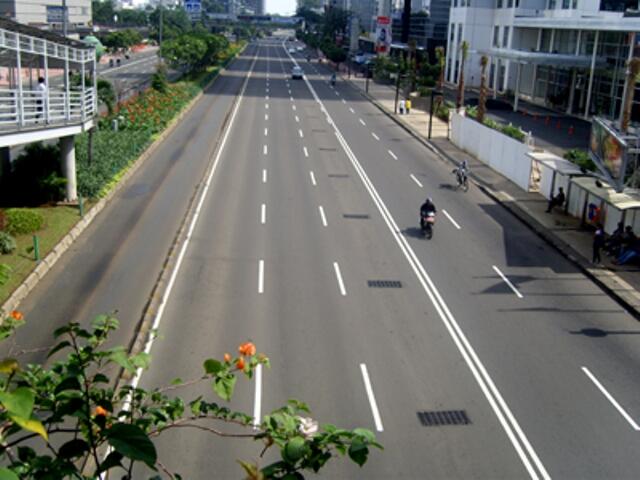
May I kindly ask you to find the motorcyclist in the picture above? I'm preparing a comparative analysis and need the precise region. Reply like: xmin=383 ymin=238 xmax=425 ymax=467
xmin=420 ymin=197 xmax=436 ymax=229
xmin=330 ymin=73 xmax=336 ymax=86
xmin=453 ymin=160 xmax=468 ymax=186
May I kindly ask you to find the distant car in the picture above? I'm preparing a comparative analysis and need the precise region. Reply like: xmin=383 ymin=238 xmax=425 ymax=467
xmin=297 ymin=46 xmax=304 ymax=52
xmin=288 ymin=47 xmax=296 ymax=53
xmin=291 ymin=66 xmax=304 ymax=79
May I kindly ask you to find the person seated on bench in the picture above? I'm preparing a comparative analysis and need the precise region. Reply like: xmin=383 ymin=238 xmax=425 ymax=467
xmin=546 ymin=187 xmax=565 ymax=213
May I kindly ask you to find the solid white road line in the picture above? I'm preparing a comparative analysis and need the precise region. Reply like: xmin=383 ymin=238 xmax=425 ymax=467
xmin=298 ymin=129 xmax=304 ymax=138
xmin=264 ymin=128 xmax=268 ymax=136
xmin=371 ymin=132 xmax=380 ymax=141
xmin=388 ymin=150 xmax=398 ymax=160
xmin=258 ymin=260 xmax=264 ymax=294
xmin=263 ymin=145 xmax=268 ymax=155
xmin=261 ymin=204 xmax=266 ymax=224
xmin=582 ymin=366 xmax=640 ymax=431
xmin=253 ymin=364 xmax=263 ymax=428
xmin=262 ymin=169 xmax=267 ymax=183
xmin=333 ymin=262 xmax=346 ymax=296
xmin=359 ymin=118 xmax=366 ymax=126
xmin=295 ymin=115 xmax=300 ymax=122
xmin=288 ymin=44 xmax=549 ymax=479
xmin=303 ymin=146 xmax=309 ymax=157
xmin=442 ymin=209 xmax=462 ymax=230
xmin=492 ymin=266 xmax=524 ymax=299
xmin=410 ymin=174 xmax=423 ymax=188
xmin=360 ymin=364 xmax=384 ymax=432
xmin=309 ymin=171 xmax=317 ymax=186
xmin=349 ymin=107 xmax=355 ymax=113
xmin=125 ymin=47 xmax=260 ymax=409
xmin=319 ymin=206 xmax=328 ymax=226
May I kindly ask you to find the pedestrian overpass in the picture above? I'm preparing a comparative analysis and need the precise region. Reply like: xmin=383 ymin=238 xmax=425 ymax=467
xmin=0 ymin=17 xmax=96 ymax=201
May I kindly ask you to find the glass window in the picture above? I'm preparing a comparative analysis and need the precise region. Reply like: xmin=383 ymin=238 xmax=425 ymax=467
xmin=562 ymin=0 xmax=570 ymax=8
xmin=458 ymin=24 xmax=463 ymax=44
xmin=541 ymin=29 xmax=552 ymax=51
xmin=493 ymin=26 xmax=500 ymax=47
xmin=503 ymin=26 xmax=510 ymax=48
xmin=572 ymin=0 xmax=577 ymax=7
xmin=497 ymin=0 xmax=503 ymax=8
xmin=508 ymin=0 xmax=514 ymax=7
xmin=548 ymin=0 xmax=556 ymax=8
xmin=450 ymin=23 xmax=455 ymax=43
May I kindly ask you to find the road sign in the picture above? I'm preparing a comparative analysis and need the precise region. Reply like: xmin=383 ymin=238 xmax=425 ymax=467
xmin=184 ymin=0 xmax=201 ymax=20
xmin=46 ymin=5 xmax=68 ymax=23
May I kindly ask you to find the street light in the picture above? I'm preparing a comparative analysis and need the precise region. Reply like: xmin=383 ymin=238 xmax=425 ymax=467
xmin=365 ymin=63 xmax=370 ymax=93
xmin=428 ymin=88 xmax=442 ymax=140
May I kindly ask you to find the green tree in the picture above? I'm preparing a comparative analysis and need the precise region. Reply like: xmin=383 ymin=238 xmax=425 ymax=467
xmin=477 ymin=55 xmax=489 ymax=123
xmin=150 ymin=6 xmax=192 ymax=42
xmin=0 ymin=314 xmax=381 ymax=478
xmin=161 ymin=34 xmax=208 ymax=72
xmin=456 ymin=41 xmax=469 ymax=109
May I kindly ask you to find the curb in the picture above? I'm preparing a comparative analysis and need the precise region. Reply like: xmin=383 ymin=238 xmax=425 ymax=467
xmin=345 ymin=77 xmax=640 ymax=320
xmin=0 ymin=45 xmax=248 ymax=317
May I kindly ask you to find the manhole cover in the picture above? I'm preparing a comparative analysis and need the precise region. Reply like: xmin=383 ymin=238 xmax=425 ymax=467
xmin=367 ymin=280 xmax=402 ymax=288
xmin=417 ymin=410 xmax=470 ymax=427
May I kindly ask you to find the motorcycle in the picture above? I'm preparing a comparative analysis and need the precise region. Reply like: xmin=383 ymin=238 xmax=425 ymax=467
xmin=421 ymin=211 xmax=436 ymax=239
xmin=454 ymin=170 xmax=469 ymax=192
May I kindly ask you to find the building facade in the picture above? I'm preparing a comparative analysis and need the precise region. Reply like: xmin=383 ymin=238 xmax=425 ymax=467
xmin=0 ymin=0 xmax=91 ymax=31
xmin=445 ymin=0 xmax=640 ymax=120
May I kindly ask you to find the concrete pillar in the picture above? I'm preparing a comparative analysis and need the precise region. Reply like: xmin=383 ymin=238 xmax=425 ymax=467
xmin=0 ymin=147 xmax=10 ymax=178
xmin=584 ymin=30 xmax=599 ymax=119
xmin=60 ymin=135 xmax=77 ymax=201
xmin=567 ymin=68 xmax=577 ymax=114
xmin=514 ymin=62 xmax=522 ymax=112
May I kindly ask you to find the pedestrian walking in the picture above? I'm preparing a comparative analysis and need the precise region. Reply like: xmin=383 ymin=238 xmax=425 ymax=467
xmin=36 ymin=76 xmax=47 ymax=122
xmin=405 ymin=98 xmax=412 ymax=114
xmin=593 ymin=224 xmax=605 ymax=264
xmin=398 ymin=99 xmax=405 ymax=115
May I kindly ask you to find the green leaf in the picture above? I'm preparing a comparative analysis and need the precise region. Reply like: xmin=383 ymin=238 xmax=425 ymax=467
xmin=282 ymin=436 xmax=307 ymax=464
xmin=10 ymin=415 xmax=48 ymax=440
xmin=0 ymin=468 xmax=19 ymax=480
xmin=203 ymin=359 xmax=223 ymax=375
xmin=47 ymin=340 xmax=71 ymax=358
xmin=352 ymin=428 xmax=376 ymax=443
xmin=58 ymin=439 xmax=90 ymax=459
xmin=93 ymin=373 xmax=110 ymax=384
xmin=0 ymin=358 xmax=19 ymax=374
xmin=212 ymin=375 xmax=236 ymax=402
xmin=0 ymin=387 xmax=34 ymax=419
xmin=97 ymin=451 xmax=124 ymax=473
xmin=54 ymin=376 xmax=81 ymax=394
xmin=348 ymin=438 xmax=369 ymax=467
xmin=130 ymin=352 xmax=151 ymax=370
xmin=109 ymin=349 xmax=135 ymax=373
xmin=106 ymin=423 xmax=157 ymax=468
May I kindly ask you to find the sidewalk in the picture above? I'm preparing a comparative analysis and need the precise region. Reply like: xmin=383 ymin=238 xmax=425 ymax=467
xmin=345 ymin=74 xmax=640 ymax=318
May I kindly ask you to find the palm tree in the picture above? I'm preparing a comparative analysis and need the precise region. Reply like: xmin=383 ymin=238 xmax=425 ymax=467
xmin=477 ymin=55 xmax=489 ymax=123
xmin=433 ymin=46 xmax=446 ymax=114
xmin=621 ymin=57 xmax=640 ymax=133
xmin=456 ymin=41 xmax=469 ymax=110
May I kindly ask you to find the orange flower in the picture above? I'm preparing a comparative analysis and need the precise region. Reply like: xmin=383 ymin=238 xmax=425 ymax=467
xmin=223 ymin=353 xmax=231 ymax=363
xmin=235 ymin=357 xmax=245 ymax=370
xmin=10 ymin=311 xmax=23 ymax=321
xmin=94 ymin=406 xmax=108 ymax=417
xmin=238 ymin=342 xmax=256 ymax=357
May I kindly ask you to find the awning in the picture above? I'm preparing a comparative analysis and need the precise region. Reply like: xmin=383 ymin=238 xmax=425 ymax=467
xmin=478 ymin=48 xmax=606 ymax=68
xmin=527 ymin=151 xmax=588 ymax=176
xmin=572 ymin=176 xmax=640 ymax=210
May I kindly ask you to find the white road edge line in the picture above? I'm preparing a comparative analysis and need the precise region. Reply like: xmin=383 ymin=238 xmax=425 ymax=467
xmin=410 ymin=174 xmax=423 ymax=188
xmin=309 ymin=171 xmax=317 ymax=186
xmin=253 ymin=364 xmax=263 ymax=428
xmin=265 ymin=103 xmax=269 ymax=110
xmin=292 ymin=105 xmax=296 ymax=111
xmin=492 ymin=266 xmax=524 ymax=299
xmin=318 ymin=205 xmax=328 ymax=226
xmin=122 ymin=48 xmax=260 ymax=415
xmin=442 ymin=209 xmax=462 ymax=230
xmin=261 ymin=204 xmax=266 ymax=224
xmin=372 ymin=132 xmax=380 ymax=140
xmin=258 ymin=259 xmax=264 ymax=294
xmin=285 ymin=44 xmax=549 ymax=480
xmin=303 ymin=146 xmax=309 ymax=157
xmin=360 ymin=363 xmax=384 ymax=432
xmin=333 ymin=262 xmax=346 ymax=296
xmin=582 ymin=366 xmax=640 ymax=431
xmin=262 ymin=169 xmax=267 ymax=183
xmin=388 ymin=150 xmax=398 ymax=160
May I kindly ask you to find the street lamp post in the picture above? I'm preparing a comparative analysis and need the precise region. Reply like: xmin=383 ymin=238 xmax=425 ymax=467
xmin=394 ymin=73 xmax=402 ymax=114
xmin=428 ymin=89 xmax=442 ymax=139
xmin=365 ymin=64 xmax=370 ymax=93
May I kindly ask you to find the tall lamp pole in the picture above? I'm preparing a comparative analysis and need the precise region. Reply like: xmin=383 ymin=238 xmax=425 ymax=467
xmin=62 ymin=0 xmax=68 ymax=36
xmin=394 ymin=73 xmax=401 ymax=114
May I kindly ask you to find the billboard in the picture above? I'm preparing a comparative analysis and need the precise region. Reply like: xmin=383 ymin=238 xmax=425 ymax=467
xmin=46 ymin=5 xmax=67 ymax=23
xmin=375 ymin=16 xmax=391 ymax=54
xmin=589 ymin=116 xmax=628 ymax=191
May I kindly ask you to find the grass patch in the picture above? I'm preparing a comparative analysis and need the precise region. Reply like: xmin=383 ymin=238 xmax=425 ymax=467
xmin=0 ymin=205 xmax=85 ymax=303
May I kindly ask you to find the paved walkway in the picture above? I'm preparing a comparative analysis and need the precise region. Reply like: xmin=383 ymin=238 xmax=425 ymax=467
xmin=345 ymin=74 xmax=640 ymax=319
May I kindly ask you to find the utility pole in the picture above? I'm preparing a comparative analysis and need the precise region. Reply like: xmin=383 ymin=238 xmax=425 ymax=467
xmin=62 ymin=0 xmax=68 ymax=37
xmin=158 ymin=0 xmax=164 ymax=65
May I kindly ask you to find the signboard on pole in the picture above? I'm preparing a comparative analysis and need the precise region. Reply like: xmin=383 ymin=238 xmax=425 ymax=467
xmin=184 ymin=0 xmax=202 ymax=21
xmin=375 ymin=16 xmax=391 ymax=54
xmin=589 ymin=116 xmax=629 ymax=191
xmin=47 ymin=5 xmax=67 ymax=23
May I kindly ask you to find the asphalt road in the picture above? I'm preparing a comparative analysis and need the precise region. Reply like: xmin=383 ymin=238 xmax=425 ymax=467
xmin=9 ymin=39 xmax=640 ymax=478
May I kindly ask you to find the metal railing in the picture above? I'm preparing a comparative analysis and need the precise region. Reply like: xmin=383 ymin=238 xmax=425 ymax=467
xmin=0 ymin=88 xmax=96 ymax=130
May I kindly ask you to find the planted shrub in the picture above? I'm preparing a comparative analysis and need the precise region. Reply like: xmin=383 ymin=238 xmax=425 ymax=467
xmin=500 ymin=123 xmax=526 ymax=142
xmin=5 ymin=209 xmax=45 ymax=235
xmin=0 ymin=232 xmax=16 ymax=254
xmin=564 ymin=148 xmax=595 ymax=172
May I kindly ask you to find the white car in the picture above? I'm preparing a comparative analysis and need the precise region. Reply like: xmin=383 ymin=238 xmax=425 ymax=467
xmin=291 ymin=66 xmax=304 ymax=79
xmin=297 ymin=46 xmax=304 ymax=52
xmin=288 ymin=47 xmax=296 ymax=53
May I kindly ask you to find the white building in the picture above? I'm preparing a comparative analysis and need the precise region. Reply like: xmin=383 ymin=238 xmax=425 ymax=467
xmin=0 ymin=0 xmax=92 ymax=31
xmin=445 ymin=0 xmax=640 ymax=120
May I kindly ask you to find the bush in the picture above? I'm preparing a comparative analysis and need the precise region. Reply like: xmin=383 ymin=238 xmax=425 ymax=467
xmin=151 ymin=65 xmax=168 ymax=93
xmin=5 ymin=208 xmax=45 ymax=235
xmin=565 ymin=148 xmax=596 ymax=172
xmin=0 ymin=232 xmax=16 ymax=254
xmin=500 ymin=123 xmax=526 ymax=142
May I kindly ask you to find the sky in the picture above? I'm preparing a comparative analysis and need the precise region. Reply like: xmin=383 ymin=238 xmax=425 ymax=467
xmin=266 ymin=0 xmax=297 ymax=15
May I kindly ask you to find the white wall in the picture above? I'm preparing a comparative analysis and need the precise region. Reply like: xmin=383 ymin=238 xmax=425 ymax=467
xmin=451 ymin=112 xmax=533 ymax=191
